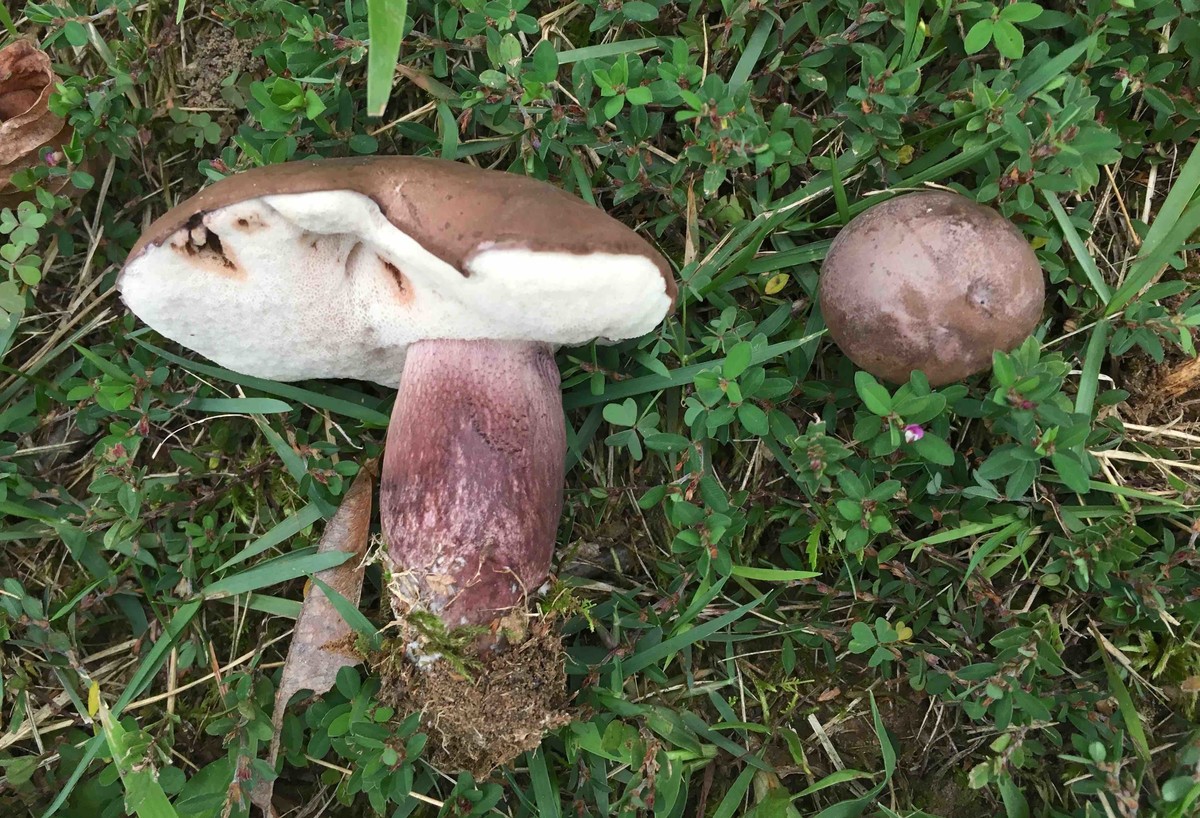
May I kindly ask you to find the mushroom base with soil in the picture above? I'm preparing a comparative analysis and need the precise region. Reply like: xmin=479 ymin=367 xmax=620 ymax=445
xmin=374 ymin=614 xmax=570 ymax=776
xmin=377 ymin=338 xmax=572 ymax=772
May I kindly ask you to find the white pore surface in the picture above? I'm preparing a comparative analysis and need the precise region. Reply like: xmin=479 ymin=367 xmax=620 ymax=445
xmin=119 ymin=190 xmax=673 ymax=386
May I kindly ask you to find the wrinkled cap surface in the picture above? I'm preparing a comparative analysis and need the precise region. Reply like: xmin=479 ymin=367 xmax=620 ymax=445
xmin=119 ymin=157 xmax=676 ymax=386
xmin=818 ymin=190 xmax=1045 ymax=386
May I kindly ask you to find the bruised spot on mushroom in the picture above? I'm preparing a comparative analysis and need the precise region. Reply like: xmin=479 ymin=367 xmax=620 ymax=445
xmin=967 ymin=278 xmax=996 ymax=318
xmin=381 ymin=259 xmax=414 ymax=304
xmin=295 ymin=231 xmax=320 ymax=251
xmin=173 ymin=214 xmax=242 ymax=277
xmin=233 ymin=213 xmax=266 ymax=232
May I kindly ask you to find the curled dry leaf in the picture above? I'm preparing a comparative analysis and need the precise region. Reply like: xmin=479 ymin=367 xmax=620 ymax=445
xmin=252 ymin=463 xmax=376 ymax=817
xmin=0 ymin=39 xmax=74 ymax=207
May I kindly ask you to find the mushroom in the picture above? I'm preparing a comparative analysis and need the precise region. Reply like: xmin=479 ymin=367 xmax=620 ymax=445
xmin=818 ymin=190 xmax=1044 ymax=386
xmin=119 ymin=156 xmax=676 ymax=644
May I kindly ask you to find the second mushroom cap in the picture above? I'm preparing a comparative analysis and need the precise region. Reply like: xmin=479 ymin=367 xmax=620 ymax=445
xmin=818 ymin=190 xmax=1045 ymax=386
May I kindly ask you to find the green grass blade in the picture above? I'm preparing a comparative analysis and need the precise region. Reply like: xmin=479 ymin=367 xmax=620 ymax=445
xmin=216 ymin=502 xmax=325 ymax=571
xmin=1011 ymin=36 xmax=1095 ymax=103
xmin=527 ymin=748 xmax=562 ymax=818
xmin=562 ymin=336 xmax=818 ymax=410
xmin=729 ymin=15 xmax=774 ymax=93
xmin=729 ymin=566 xmax=819 ymax=582
xmin=797 ymin=768 xmax=877 ymax=797
xmin=618 ymin=597 xmax=760 ymax=676
xmin=1044 ymin=191 xmax=1111 ymax=303
xmin=900 ymin=0 xmax=922 ymax=65
xmin=1121 ymin=146 xmax=1200 ymax=275
xmin=42 ymin=737 xmax=105 ymax=817
xmin=0 ymin=4 xmax=17 ymax=35
xmin=557 ymin=38 xmax=660 ymax=64
xmin=188 ymin=397 xmax=294 ymax=414
xmin=135 ymin=339 xmax=389 ymax=425
xmin=203 ymin=550 xmax=352 ymax=599
xmin=1093 ymin=626 xmax=1152 ymax=766
xmin=829 ymin=152 xmax=851 ymax=226
xmin=908 ymin=515 xmax=1019 ymax=555
xmin=211 ymin=593 xmax=302 ymax=619
xmin=253 ymin=415 xmax=309 ymax=485
xmin=311 ymin=576 xmax=380 ymax=643
xmin=711 ymin=763 xmax=757 ymax=818
xmin=367 ymin=0 xmax=407 ymax=116
xmin=1074 ymin=319 xmax=1109 ymax=417
xmin=96 ymin=700 xmax=181 ymax=818
xmin=116 ymin=601 xmax=203 ymax=712
xmin=1106 ymin=198 xmax=1200 ymax=315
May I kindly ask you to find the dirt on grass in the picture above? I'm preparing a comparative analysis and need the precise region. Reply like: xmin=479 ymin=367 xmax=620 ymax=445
xmin=1122 ymin=354 xmax=1200 ymax=426
xmin=374 ymin=614 xmax=572 ymax=777
xmin=183 ymin=25 xmax=262 ymax=109
xmin=1117 ymin=266 xmax=1200 ymax=426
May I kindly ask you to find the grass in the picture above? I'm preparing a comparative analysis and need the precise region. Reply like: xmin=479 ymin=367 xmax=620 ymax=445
xmin=2 ymin=1 xmax=1200 ymax=817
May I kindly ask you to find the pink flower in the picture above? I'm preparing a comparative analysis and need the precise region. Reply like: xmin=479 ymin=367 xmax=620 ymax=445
xmin=903 ymin=424 xmax=924 ymax=444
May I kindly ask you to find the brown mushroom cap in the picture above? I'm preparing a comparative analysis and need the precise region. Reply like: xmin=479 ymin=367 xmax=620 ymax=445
xmin=120 ymin=157 xmax=676 ymax=386
xmin=127 ymin=157 xmax=676 ymax=299
xmin=818 ymin=190 xmax=1045 ymax=386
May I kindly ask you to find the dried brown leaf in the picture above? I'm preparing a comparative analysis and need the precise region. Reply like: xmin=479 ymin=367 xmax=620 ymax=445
xmin=252 ymin=462 xmax=376 ymax=816
xmin=0 ymin=39 xmax=73 ymax=205
xmin=1161 ymin=356 xmax=1200 ymax=400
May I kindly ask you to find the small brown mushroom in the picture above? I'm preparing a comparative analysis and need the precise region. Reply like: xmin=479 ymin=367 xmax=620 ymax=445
xmin=818 ymin=190 xmax=1045 ymax=386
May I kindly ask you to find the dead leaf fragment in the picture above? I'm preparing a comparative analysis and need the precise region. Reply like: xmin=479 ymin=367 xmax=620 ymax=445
xmin=0 ymin=39 xmax=73 ymax=206
xmin=1160 ymin=356 xmax=1200 ymax=401
xmin=252 ymin=462 xmax=376 ymax=817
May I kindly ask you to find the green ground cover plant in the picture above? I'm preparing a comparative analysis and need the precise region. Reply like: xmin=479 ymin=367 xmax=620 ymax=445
xmin=1 ymin=0 xmax=1199 ymax=816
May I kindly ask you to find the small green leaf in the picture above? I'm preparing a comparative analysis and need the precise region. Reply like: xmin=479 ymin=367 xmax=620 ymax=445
xmin=848 ymin=621 xmax=876 ymax=653
xmin=992 ymin=20 xmax=1025 ymax=58
xmin=737 ymin=403 xmax=770 ymax=436
xmin=992 ymin=350 xmax=1016 ymax=385
xmin=621 ymin=1 xmax=659 ymax=21
xmin=603 ymin=398 xmax=638 ymax=427
xmin=836 ymin=499 xmax=863 ymax=521
xmin=702 ymin=164 xmax=726 ymax=196
xmin=963 ymin=19 xmax=994 ymax=54
xmin=1050 ymin=452 xmax=1091 ymax=494
xmin=63 ymin=20 xmax=89 ymax=46
xmin=602 ymin=93 xmax=625 ymax=119
xmin=723 ymin=342 xmax=753 ymax=380
xmin=854 ymin=371 xmax=892 ymax=415
xmin=912 ymin=434 xmax=955 ymax=466
xmin=999 ymin=2 xmax=1043 ymax=22
xmin=624 ymin=85 xmax=653 ymax=105
xmin=531 ymin=40 xmax=558 ymax=82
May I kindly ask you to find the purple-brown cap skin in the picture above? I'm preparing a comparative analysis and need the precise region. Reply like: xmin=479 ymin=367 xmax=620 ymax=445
xmin=126 ymin=156 xmax=676 ymax=307
xmin=818 ymin=190 xmax=1045 ymax=386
